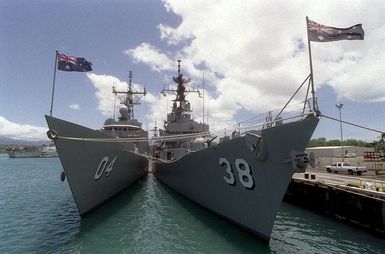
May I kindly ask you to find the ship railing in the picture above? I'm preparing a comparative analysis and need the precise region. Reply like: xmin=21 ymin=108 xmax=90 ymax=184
xmin=151 ymin=132 xmax=211 ymax=142
xmin=56 ymin=135 xmax=150 ymax=143
xmin=184 ymin=109 xmax=315 ymax=143
xmin=239 ymin=110 xmax=316 ymax=135
xmin=54 ymin=110 xmax=313 ymax=144
xmin=231 ymin=100 xmax=314 ymax=132
xmin=55 ymin=131 xmax=212 ymax=143
xmin=171 ymin=109 xmax=315 ymax=140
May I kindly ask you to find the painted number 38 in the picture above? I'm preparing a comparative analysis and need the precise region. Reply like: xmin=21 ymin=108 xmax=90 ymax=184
xmin=94 ymin=156 xmax=117 ymax=180
xmin=219 ymin=158 xmax=254 ymax=189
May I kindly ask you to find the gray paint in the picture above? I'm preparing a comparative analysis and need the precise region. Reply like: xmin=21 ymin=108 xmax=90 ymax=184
xmin=46 ymin=115 xmax=147 ymax=216
xmin=155 ymin=114 xmax=319 ymax=241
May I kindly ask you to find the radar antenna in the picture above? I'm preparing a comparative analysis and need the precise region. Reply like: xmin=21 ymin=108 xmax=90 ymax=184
xmin=161 ymin=60 xmax=201 ymax=111
xmin=112 ymin=71 xmax=147 ymax=120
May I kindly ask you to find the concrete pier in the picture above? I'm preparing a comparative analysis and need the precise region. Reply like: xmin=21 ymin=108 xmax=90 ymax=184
xmin=284 ymin=170 xmax=385 ymax=236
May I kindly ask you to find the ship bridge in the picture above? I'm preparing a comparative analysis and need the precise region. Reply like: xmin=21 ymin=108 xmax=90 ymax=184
xmin=102 ymin=71 xmax=147 ymax=138
xmin=161 ymin=60 xmax=209 ymax=135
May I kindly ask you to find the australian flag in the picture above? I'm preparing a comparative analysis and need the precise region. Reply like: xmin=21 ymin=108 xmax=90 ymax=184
xmin=307 ymin=18 xmax=364 ymax=42
xmin=57 ymin=52 xmax=92 ymax=72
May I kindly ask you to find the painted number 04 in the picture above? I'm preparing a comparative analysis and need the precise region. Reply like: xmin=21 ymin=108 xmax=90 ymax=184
xmin=95 ymin=156 xmax=117 ymax=180
xmin=220 ymin=158 xmax=254 ymax=189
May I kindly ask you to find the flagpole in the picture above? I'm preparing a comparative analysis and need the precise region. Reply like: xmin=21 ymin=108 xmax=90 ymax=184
xmin=49 ymin=49 xmax=58 ymax=116
xmin=306 ymin=16 xmax=316 ymax=111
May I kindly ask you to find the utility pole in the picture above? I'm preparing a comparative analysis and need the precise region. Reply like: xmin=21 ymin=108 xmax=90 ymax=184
xmin=336 ymin=104 xmax=344 ymax=161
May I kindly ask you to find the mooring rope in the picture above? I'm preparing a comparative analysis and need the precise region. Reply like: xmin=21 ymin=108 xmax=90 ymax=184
xmin=152 ymin=132 xmax=211 ymax=141
xmin=321 ymin=114 xmax=384 ymax=135
xmin=144 ymin=154 xmax=179 ymax=164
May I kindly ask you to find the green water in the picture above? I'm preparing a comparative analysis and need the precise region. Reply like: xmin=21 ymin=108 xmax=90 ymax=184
xmin=0 ymin=156 xmax=384 ymax=253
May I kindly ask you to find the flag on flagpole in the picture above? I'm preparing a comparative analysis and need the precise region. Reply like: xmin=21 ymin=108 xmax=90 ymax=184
xmin=57 ymin=52 xmax=93 ymax=72
xmin=307 ymin=18 xmax=364 ymax=42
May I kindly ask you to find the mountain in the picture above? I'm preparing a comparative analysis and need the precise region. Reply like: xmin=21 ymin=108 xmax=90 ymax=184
xmin=0 ymin=136 xmax=49 ymax=146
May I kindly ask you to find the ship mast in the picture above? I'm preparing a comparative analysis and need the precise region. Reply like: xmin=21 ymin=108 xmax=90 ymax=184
xmin=112 ymin=71 xmax=147 ymax=120
xmin=161 ymin=60 xmax=201 ymax=120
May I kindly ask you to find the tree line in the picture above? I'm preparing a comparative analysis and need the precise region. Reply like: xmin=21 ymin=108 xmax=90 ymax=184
xmin=308 ymin=137 xmax=372 ymax=148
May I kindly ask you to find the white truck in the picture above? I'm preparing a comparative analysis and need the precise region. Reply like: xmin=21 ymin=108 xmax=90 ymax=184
xmin=326 ymin=162 xmax=367 ymax=175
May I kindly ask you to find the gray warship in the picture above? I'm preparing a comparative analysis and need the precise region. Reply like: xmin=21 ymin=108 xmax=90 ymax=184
xmin=153 ymin=60 xmax=319 ymax=241
xmin=45 ymin=71 xmax=148 ymax=216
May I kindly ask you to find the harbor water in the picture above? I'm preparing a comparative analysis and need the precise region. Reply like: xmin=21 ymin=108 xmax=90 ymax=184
xmin=0 ymin=155 xmax=384 ymax=253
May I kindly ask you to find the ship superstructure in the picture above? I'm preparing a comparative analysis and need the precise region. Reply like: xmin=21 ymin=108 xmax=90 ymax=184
xmin=103 ymin=71 xmax=148 ymax=153
xmin=154 ymin=60 xmax=210 ymax=160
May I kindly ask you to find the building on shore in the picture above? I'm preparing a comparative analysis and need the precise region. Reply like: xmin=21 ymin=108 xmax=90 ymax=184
xmin=306 ymin=146 xmax=374 ymax=158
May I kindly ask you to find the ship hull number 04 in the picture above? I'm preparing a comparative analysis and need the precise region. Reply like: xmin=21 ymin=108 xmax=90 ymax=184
xmin=219 ymin=158 xmax=254 ymax=189
xmin=95 ymin=156 xmax=117 ymax=180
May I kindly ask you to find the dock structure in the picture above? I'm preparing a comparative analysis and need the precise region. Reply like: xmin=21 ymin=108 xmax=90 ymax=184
xmin=285 ymin=171 xmax=385 ymax=237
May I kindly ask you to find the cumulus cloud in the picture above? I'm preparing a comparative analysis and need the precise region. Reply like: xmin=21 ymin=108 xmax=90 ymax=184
xmin=69 ymin=104 xmax=80 ymax=110
xmin=127 ymin=0 xmax=385 ymax=132
xmin=87 ymin=73 xmax=155 ymax=119
xmin=0 ymin=116 xmax=47 ymax=141
xmin=87 ymin=73 xmax=128 ymax=116
xmin=124 ymin=43 xmax=175 ymax=72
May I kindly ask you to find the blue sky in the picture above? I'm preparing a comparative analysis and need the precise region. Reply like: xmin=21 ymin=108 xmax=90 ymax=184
xmin=0 ymin=0 xmax=178 ymax=130
xmin=1 ymin=0 xmax=385 ymax=142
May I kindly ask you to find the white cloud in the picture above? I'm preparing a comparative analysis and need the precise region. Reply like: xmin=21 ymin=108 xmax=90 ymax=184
xmin=87 ymin=73 xmax=155 ymax=120
xmin=69 ymin=104 xmax=80 ymax=110
xmin=0 ymin=116 xmax=47 ymax=141
xmin=124 ymin=0 xmax=385 ymax=132
xmin=87 ymin=73 xmax=127 ymax=117
xmin=124 ymin=43 xmax=175 ymax=72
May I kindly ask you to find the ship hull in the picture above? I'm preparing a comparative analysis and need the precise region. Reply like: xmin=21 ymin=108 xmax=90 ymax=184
xmin=7 ymin=151 xmax=58 ymax=158
xmin=39 ymin=152 xmax=59 ymax=158
xmin=7 ymin=152 xmax=41 ymax=158
xmin=154 ymin=114 xmax=319 ymax=241
xmin=45 ymin=115 xmax=147 ymax=216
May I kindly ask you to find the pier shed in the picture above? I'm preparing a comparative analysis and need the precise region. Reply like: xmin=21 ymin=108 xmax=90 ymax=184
xmin=306 ymin=146 xmax=373 ymax=158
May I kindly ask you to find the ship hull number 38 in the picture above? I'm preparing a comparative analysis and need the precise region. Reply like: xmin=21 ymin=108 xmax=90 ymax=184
xmin=219 ymin=158 xmax=254 ymax=189
xmin=94 ymin=156 xmax=117 ymax=180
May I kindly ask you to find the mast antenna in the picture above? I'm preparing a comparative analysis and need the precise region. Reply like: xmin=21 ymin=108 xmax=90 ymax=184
xmin=112 ymin=70 xmax=146 ymax=120
xmin=202 ymin=71 xmax=205 ymax=129
xmin=113 ymin=93 xmax=116 ymax=120
xmin=177 ymin=59 xmax=181 ymax=76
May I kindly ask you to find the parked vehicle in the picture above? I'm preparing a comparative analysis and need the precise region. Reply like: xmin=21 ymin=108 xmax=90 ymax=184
xmin=364 ymin=151 xmax=384 ymax=161
xmin=346 ymin=152 xmax=357 ymax=158
xmin=337 ymin=152 xmax=356 ymax=158
xmin=326 ymin=162 xmax=366 ymax=175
